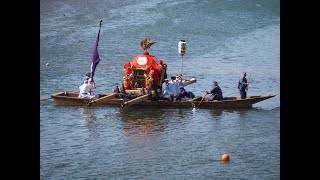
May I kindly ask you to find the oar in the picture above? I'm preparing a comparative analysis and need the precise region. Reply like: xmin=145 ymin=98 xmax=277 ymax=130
xmin=87 ymin=94 xmax=116 ymax=106
xmin=121 ymin=94 xmax=149 ymax=107
xmin=246 ymin=72 xmax=251 ymax=92
xmin=196 ymin=93 xmax=207 ymax=109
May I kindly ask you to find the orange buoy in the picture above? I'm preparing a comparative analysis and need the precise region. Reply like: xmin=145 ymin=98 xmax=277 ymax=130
xmin=221 ymin=153 xmax=230 ymax=161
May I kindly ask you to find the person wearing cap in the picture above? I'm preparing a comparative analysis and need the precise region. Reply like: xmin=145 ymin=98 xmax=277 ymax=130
xmin=205 ymin=81 xmax=223 ymax=101
xmin=238 ymin=72 xmax=249 ymax=99
xmin=179 ymin=87 xmax=195 ymax=100
xmin=160 ymin=78 xmax=171 ymax=99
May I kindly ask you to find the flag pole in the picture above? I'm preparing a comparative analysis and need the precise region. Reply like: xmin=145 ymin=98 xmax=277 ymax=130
xmin=178 ymin=40 xmax=186 ymax=76
xmin=180 ymin=55 xmax=184 ymax=76
xmin=90 ymin=19 xmax=102 ymax=80
xmin=245 ymin=72 xmax=251 ymax=92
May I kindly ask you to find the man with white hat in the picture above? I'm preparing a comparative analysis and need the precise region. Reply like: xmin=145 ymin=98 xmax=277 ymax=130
xmin=78 ymin=80 xmax=94 ymax=98
xmin=160 ymin=78 xmax=171 ymax=99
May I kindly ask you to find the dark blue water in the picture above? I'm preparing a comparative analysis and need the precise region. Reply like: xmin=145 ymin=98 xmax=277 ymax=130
xmin=41 ymin=0 xmax=280 ymax=179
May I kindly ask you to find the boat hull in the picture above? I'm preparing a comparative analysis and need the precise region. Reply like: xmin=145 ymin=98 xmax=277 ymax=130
xmin=51 ymin=92 xmax=276 ymax=109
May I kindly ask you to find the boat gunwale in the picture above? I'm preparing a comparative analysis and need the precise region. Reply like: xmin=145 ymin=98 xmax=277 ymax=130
xmin=51 ymin=91 xmax=275 ymax=108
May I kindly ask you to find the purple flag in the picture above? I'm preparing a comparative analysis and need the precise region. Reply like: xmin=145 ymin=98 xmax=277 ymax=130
xmin=90 ymin=23 xmax=101 ymax=79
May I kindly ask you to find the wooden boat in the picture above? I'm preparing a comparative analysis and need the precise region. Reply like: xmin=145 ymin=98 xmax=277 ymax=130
xmin=51 ymin=36 xmax=276 ymax=109
xmin=51 ymin=91 xmax=276 ymax=109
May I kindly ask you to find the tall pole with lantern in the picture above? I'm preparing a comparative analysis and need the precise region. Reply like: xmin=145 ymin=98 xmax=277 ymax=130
xmin=178 ymin=40 xmax=187 ymax=76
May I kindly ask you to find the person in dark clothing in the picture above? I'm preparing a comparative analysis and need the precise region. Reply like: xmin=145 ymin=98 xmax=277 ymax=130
xmin=179 ymin=87 xmax=189 ymax=98
xmin=115 ymin=83 xmax=127 ymax=98
xmin=179 ymin=87 xmax=195 ymax=99
xmin=205 ymin=81 xmax=223 ymax=101
xmin=114 ymin=85 xmax=121 ymax=98
xmin=238 ymin=72 xmax=249 ymax=99
xmin=120 ymin=83 xmax=126 ymax=94
xmin=114 ymin=86 xmax=120 ymax=94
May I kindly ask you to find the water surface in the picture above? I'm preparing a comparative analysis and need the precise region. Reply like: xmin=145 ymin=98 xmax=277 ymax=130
xmin=41 ymin=0 xmax=280 ymax=179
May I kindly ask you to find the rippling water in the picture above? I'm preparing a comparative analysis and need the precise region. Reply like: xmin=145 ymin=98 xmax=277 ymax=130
xmin=41 ymin=0 xmax=280 ymax=179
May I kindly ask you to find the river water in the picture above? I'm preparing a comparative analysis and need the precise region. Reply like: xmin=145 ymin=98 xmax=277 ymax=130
xmin=40 ymin=0 xmax=280 ymax=179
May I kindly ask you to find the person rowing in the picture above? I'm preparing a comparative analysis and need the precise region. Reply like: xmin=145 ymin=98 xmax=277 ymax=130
xmin=205 ymin=81 xmax=223 ymax=101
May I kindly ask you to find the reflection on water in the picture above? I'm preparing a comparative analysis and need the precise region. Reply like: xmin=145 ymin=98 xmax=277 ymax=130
xmin=223 ymin=108 xmax=253 ymax=119
xmin=79 ymin=107 xmax=97 ymax=123
xmin=78 ymin=107 xmax=100 ymax=140
xmin=118 ymin=107 xmax=166 ymax=136
xmin=208 ymin=109 xmax=224 ymax=120
xmin=117 ymin=107 xmax=195 ymax=137
xmin=220 ymin=161 xmax=231 ymax=178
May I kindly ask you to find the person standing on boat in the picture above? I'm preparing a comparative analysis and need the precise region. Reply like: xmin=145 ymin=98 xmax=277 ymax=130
xmin=205 ymin=81 xmax=223 ymax=101
xmin=238 ymin=72 xmax=249 ymax=99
